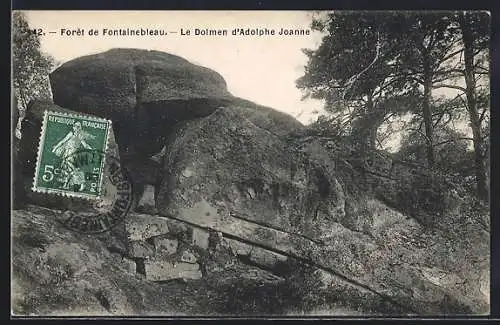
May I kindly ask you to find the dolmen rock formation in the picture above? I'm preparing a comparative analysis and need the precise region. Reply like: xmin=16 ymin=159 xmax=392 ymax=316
xmin=13 ymin=48 xmax=489 ymax=315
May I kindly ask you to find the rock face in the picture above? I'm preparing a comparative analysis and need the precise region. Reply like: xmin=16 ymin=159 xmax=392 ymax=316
xmin=12 ymin=206 xmax=295 ymax=316
xmin=12 ymin=206 xmax=162 ymax=315
xmin=155 ymin=106 xmax=489 ymax=315
xmin=49 ymin=48 xmax=232 ymax=159
xmin=157 ymin=107 xmax=340 ymax=240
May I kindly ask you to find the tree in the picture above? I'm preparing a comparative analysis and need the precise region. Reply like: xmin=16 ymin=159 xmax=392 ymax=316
xmin=297 ymin=12 xmax=421 ymax=161
xmin=397 ymin=124 xmax=472 ymax=174
xmin=12 ymin=11 xmax=55 ymax=138
xmin=456 ymin=11 xmax=490 ymax=201
xmin=396 ymin=11 xmax=490 ymax=200
xmin=392 ymin=13 xmax=467 ymax=167
xmin=415 ymin=11 xmax=490 ymax=200
xmin=299 ymin=11 xmax=490 ymax=201
xmin=297 ymin=12 xmax=468 ymax=166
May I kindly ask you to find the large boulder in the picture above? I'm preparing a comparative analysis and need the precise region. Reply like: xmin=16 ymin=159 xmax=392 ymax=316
xmin=157 ymin=107 xmax=341 ymax=240
xmin=229 ymin=97 xmax=305 ymax=138
xmin=49 ymin=48 xmax=233 ymax=158
xmin=155 ymin=107 xmax=489 ymax=315
xmin=48 ymin=49 xmax=306 ymax=193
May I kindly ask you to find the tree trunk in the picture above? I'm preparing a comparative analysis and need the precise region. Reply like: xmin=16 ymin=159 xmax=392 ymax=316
xmin=422 ymin=53 xmax=435 ymax=167
xmin=459 ymin=13 xmax=489 ymax=201
xmin=353 ymin=95 xmax=376 ymax=160
xmin=351 ymin=94 xmax=386 ymax=168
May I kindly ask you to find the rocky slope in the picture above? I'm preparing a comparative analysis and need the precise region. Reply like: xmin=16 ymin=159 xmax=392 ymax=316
xmin=12 ymin=206 xmax=290 ymax=316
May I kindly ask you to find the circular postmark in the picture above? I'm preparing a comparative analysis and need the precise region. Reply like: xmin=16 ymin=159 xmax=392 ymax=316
xmin=55 ymin=149 xmax=134 ymax=234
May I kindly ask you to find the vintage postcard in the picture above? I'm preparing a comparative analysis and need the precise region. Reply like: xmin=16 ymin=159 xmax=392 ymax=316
xmin=11 ymin=10 xmax=491 ymax=318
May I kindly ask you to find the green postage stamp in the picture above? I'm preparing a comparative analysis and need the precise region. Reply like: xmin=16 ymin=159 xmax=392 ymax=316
xmin=33 ymin=110 xmax=112 ymax=199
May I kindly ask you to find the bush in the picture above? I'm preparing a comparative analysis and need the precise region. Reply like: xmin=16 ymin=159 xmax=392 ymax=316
xmin=399 ymin=172 xmax=447 ymax=215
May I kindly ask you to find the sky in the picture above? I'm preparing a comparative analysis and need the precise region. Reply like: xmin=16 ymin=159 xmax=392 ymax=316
xmin=22 ymin=10 xmax=326 ymax=125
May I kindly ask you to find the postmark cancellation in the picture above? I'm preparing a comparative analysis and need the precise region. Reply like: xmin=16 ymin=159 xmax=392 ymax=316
xmin=32 ymin=110 xmax=112 ymax=199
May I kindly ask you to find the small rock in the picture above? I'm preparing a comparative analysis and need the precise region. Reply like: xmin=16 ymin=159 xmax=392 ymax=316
xmin=225 ymin=238 xmax=251 ymax=255
xmin=312 ymin=268 xmax=336 ymax=289
xmin=239 ymin=267 xmax=285 ymax=284
xmin=152 ymin=237 xmax=178 ymax=256
xmin=192 ymin=227 xmax=210 ymax=250
xmin=249 ymin=248 xmax=287 ymax=269
xmin=144 ymin=260 xmax=202 ymax=281
xmin=119 ymin=257 xmax=137 ymax=274
xmin=125 ymin=214 xmax=170 ymax=242
xmin=224 ymin=237 xmax=287 ymax=269
xmin=180 ymin=251 xmax=197 ymax=264
xmin=247 ymin=187 xmax=256 ymax=199
xmin=181 ymin=168 xmax=194 ymax=178
xmin=127 ymin=241 xmax=154 ymax=258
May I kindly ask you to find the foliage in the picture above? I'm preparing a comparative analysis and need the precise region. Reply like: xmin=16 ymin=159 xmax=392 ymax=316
xmin=397 ymin=171 xmax=450 ymax=218
xmin=297 ymin=12 xmax=420 ymax=121
xmin=397 ymin=125 xmax=473 ymax=175
xmin=12 ymin=12 xmax=55 ymax=117
xmin=303 ymin=115 xmax=350 ymax=138
xmin=297 ymin=12 xmax=467 ymax=162
xmin=299 ymin=11 xmax=490 ymax=200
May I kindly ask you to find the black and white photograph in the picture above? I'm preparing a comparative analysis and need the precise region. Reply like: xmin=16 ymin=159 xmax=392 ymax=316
xmin=11 ymin=10 xmax=491 ymax=317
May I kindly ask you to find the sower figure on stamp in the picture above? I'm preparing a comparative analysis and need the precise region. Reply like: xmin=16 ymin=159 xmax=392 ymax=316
xmin=51 ymin=121 xmax=95 ymax=191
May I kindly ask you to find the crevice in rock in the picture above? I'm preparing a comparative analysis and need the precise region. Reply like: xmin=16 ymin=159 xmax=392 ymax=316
xmin=135 ymin=259 xmax=146 ymax=276
xmin=235 ymin=253 xmax=277 ymax=275
xmin=106 ymin=246 xmax=127 ymax=258
xmin=220 ymin=229 xmax=415 ymax=314
xmin=314 ymin=167 xmax=331 ymax=199
xmin=161 ymin=213 xmax=416 ymax=314
xmin=94 ymin=289 xmax=111 ymax=312
xmin=145 ymin=237 xmax=156 ymax=246
xmin=228 ymin=211 xmax=324 ymax=246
